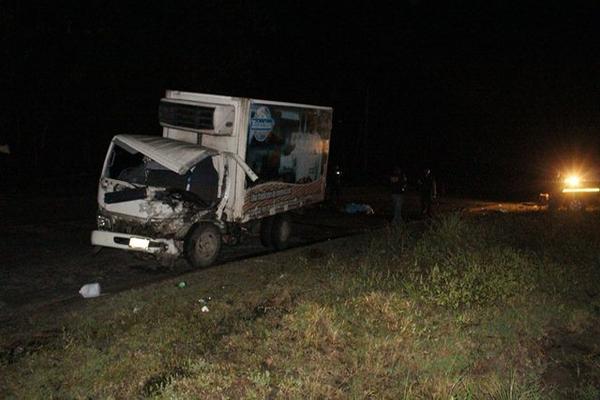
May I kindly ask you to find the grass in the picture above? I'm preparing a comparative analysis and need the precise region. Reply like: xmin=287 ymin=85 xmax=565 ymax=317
xmin=2 ymin=212 xmax=600 ymax=398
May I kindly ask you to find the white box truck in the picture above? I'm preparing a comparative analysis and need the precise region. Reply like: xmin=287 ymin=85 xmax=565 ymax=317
xmin=91 ymin=91 xmax=332 ymax=267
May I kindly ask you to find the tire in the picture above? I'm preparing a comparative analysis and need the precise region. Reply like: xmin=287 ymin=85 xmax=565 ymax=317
xmin=260 ymin=217 xmax=274 ymax=248
xmin=271 ymin=213 xmax=292 ymax=250
xmin=185 ymin=223 xmax=222 ymax=268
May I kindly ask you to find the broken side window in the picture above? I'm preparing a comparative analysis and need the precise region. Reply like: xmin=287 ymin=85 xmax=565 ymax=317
xmin=109 ymin=146 xmax=145 ymax=184
xmin=187 ymin=157 xmax=219 ymax=205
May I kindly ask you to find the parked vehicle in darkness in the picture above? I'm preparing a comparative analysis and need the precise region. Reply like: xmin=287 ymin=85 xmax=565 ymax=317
xmin=540 ymin=167 xmax=600 ymax=211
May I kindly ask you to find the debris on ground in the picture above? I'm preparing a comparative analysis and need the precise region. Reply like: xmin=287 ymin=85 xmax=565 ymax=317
xmin=79 ymin=283 xmax=101 ymax=298
xmin=176 ymin=281 xmax=186 ymax=289
xmin=254 ymin=289 xmax=293 ymax=317
xmin=201 ymin=306 xmax=209 ymax=313
xmin=343 ymin=203 xmax=375 ymax=215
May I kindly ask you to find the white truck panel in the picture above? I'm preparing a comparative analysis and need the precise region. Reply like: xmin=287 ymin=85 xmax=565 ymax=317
xmin=134 ymin=91 xmax=332 ymax=224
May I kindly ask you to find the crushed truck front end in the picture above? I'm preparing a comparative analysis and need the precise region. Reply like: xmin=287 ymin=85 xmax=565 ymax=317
xmin=91 ymin=134 xmax=223 ymax=266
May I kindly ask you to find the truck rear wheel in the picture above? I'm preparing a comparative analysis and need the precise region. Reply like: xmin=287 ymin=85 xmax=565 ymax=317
xmin=271 ymin=213 xmax=292 ymax=250
xmin=185 ymin=223 xmax=221 ymax=268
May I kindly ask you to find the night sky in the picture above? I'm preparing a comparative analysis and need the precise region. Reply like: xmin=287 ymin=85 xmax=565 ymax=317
xmin=3 ymin=1 xmax=600 ymax=197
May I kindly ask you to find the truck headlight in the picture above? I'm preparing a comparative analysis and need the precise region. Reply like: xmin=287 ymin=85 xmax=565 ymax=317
xmin=97 ymin=214 xmax=112 ymax=230
xmin=565 ymin=175 xmax=581 ymax=187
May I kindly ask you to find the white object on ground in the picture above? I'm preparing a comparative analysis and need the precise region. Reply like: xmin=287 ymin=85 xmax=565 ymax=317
xmin=79 ymin=283 xmax=101 ymax=298
xmin=201 ymin=305 xmax=210 ymax=313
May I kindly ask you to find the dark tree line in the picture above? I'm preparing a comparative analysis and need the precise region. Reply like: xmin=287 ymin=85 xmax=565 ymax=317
xmin=2 ymin=1 xmax=599 ymax=198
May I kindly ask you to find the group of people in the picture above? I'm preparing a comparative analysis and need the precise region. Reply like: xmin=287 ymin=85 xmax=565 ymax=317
xmin=326 ymin=164 xmax=436 ymax=223
xmin=390 ymin=166 xmax=436 ymax=224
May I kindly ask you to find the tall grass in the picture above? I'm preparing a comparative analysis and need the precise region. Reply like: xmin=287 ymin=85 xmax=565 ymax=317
xmin=352 ymin=212 xmax=600 ymax=309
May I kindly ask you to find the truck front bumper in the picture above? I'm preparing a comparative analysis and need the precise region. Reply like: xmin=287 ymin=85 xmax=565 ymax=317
xmin=91 ymin=230 xmax=180 ymax=255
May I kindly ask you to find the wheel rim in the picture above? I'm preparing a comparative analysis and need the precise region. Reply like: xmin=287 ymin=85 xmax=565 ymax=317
xmin=196 ymin=231 xmax=218 ymax=259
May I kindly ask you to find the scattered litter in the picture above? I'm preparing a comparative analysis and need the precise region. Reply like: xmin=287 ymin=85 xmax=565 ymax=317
xmin=279 ymin=274 xmax=286 ymax=279
xmin=177 ymin=281 xmax=187 ymax=289
xmin=198 ymin=298 xmax=206 ymax=304
xmin=201 ymin=306 xmax=210 ymax=313
xmin=343 ymin=203 xmax=374 ymax=215
xmin=133 ymin=306 xmax=141 ymax=313
xmin=79 ymin=283 xmax=101 ymax=298
xmin=262 ymin=356 xmax=274 ymax=369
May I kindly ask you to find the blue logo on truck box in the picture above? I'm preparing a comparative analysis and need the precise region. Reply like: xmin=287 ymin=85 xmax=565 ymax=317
xmin=249 ymin=106 xmax=275 ymax=143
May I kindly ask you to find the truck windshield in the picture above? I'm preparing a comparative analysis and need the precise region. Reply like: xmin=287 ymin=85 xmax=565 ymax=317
xmin=107 ymin=144 xmax=218 ymax=204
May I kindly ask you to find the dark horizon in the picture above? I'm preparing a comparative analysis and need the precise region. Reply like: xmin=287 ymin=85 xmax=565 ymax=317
xmin=2 ymin=1 xmax=599 ymax=199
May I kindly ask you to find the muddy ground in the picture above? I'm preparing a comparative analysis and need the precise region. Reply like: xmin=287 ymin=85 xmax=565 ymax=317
xmin=0 ymin=186 xmax=540 ymax=322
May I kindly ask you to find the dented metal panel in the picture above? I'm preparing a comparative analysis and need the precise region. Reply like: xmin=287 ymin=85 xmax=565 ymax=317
xmin=113 ymin=135 xmax=218 ymax=175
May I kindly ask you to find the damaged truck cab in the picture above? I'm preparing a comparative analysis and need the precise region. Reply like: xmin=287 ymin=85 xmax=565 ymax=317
xmin=91 ymin=91 xmax=332 ymax=267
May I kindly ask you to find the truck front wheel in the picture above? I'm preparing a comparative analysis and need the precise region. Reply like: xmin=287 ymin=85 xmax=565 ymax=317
xmin=185 ymin=223 xmax=222 ymax=268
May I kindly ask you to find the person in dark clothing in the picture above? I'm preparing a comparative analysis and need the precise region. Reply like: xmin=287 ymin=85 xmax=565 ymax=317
xmin=418 ymin=168 xmax=437 ymax=217
xmin=329 ymin=165 xmax=343 ymax=206
xmin=390 ymin=166 xmax=407 ymax=224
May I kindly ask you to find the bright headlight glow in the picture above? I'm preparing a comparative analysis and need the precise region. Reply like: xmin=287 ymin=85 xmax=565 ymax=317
xmin=564 ymin=175 xmax=581 ymax=187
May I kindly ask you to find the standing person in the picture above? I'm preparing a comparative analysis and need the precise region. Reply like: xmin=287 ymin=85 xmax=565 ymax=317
xmin=390 ymin=166 xmax=407 ymax=224
xmin=327 ymin=165 xmax=343 ymax=207
xmin=419 ymin=168 xmax=437 ymax=217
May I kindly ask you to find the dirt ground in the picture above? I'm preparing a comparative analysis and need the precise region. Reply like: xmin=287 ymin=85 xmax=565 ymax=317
xmin=0 ymin=186 xmax=540 ymax=322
